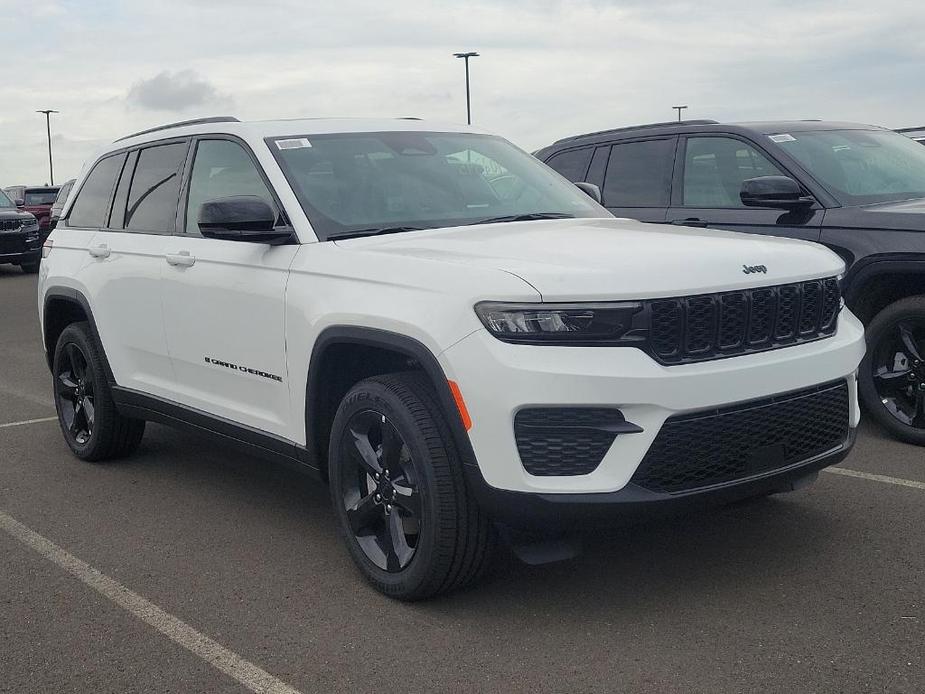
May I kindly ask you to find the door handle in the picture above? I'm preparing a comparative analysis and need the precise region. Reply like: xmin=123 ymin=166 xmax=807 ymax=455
xmin=166 ymin=250 xmax=196 ymax=268
xmin=88 ymin=244 xmax=111 ymax=259
xmin=670 ymin=218 xmax=710 ymax=228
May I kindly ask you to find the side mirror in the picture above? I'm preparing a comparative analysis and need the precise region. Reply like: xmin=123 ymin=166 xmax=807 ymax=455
xmin=14 ymin=199 xmax=24 ymax=207
xmin=574 ymin=181 xmax=602 ymax=204
xmin=198 ymin=196 xmax=292 ymax=245
xmin=740 ymin=176 xmax=814 ymax=209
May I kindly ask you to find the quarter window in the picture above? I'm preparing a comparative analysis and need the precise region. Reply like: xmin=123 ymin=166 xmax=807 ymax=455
xmin=545 ymin=148 xmax=593 ymax=183
xmin=124 ymin=142 xmax=188 ymax=233
xmin=67 ymin=154 xmax=126 ymax=229
xmin=185 ymin=139 xmax=277 ymax=234
xmin=683 ymin=137 xmax=785 ymax=208
xmin=601 ymin=139 xmax=675 ymax=207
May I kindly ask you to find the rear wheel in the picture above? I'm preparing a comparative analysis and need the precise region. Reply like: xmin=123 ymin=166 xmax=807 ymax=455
xmin=53 ymin=322 xmax=145 ymax=461
xmin=328 ymin=372 xmax=494 ymax=600
xmin=859 ymin=296 xmax=925 ymax=446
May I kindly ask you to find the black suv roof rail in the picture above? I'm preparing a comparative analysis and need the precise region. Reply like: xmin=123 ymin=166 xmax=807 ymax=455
xmin=896 ymin=126 xmax=925 ymax=133
xmin=115 ymin=116 xmax=241 ymax=143
xmin=553 ymin=119 xmax=719 ymax=145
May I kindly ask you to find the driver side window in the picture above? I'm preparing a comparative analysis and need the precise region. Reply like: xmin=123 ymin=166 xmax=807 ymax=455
xmin=683 ymin=137 xmax=785 ymax=208
xmin=185 ymin=139 xmax=276 ymax=235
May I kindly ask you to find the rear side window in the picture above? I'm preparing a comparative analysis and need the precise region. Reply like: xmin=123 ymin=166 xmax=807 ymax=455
xmin=602 ymin=138 xmax=676 ymax=207
xmin=545 ymin=148 xmax=593 ymax=182
xmin=67 ymin=154 xmax=126 ymax=229
xmin=124 ymin=142 xmax=188 ymax=233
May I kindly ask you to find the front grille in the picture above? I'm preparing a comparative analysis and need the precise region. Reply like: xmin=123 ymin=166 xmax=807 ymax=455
xmin=647 ymin=277 xmax=840 ymax=364
xmin=0 ymin=219 xmax=24 ymax=232
xmin=514 ymin=408 xmax=627 ymax=476
xmin=630 ymin=381 xmax=849 ymax=494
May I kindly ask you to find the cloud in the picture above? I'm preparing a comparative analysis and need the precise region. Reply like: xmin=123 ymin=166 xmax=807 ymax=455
xmin=126 ymin=70 xmax=232 ymax=112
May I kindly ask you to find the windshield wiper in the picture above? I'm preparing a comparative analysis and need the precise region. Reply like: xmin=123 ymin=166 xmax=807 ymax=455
xmin=327 ymin=226 xmax=429 ymax=241
xmin=468 ymin=212 xmax=575 ymax=226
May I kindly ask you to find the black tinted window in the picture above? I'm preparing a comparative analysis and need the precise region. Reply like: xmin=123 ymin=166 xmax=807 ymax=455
xmin=67 ymin=154 xmax=126 ymax=228
xmin=683 ymin=137 xmax=784 ymax=207
xmin=545 ymin=148 xmax=593 ymax=182
xmin=601 ymin=139 xmax=675 ymax=207
xmin=108 ymin=151 xmax=138 ymax=230
xmin=125 ymin=142 xmax=188 ymax=232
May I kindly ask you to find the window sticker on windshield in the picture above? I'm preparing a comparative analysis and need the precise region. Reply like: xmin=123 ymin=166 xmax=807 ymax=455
xmin=275 ymin=138 xmax=312 ymax=150
xmin=769 ymin=134 xmax=796 ymax=143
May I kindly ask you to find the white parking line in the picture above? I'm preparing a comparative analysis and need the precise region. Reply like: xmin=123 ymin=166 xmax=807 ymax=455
xmin=824 ymin=467 xmax=925 ymax=491
xmin=0 ymin=510 xmax=304 ymax=694
xmin=0 ymin=416 xmax=58 ymax=429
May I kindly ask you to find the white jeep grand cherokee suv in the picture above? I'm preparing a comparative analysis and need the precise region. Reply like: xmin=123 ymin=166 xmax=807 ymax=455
xmin=39 ymin=116 xmax=865 ymax=599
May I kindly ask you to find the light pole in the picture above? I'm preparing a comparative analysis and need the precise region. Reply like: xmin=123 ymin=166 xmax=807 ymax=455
xmin=37 ymin=109 xmax=59 ymax=185
xmin=672 ymin=105 xmax=688 ymax=122
xmin=453 ymin=52 xmax=479 ymax=124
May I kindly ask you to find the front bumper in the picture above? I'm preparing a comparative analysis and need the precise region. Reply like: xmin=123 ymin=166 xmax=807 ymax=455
xmin=440 ymin=308 xmax=865 ymax=497
xmin=0 ymin=231 xmax=42 ymax=264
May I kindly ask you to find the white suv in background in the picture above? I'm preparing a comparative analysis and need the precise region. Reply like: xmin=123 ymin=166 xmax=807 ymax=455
xmin=39 ymin=116 xmax=865 ymax=599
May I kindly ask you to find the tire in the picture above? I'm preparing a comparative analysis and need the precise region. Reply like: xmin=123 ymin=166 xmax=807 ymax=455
xmin=859 ymin=296 xmax=925 ymax=446
xmin=20 ymin=260 xmax=39 ymax=274
xmin=328 ymin=372 xmax=495 ymax=600
xmin=53 ymin=322 xmax=146 ymax=461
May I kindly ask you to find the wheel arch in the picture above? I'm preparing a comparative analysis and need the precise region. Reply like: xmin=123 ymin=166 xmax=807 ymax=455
xmin=844 ymin=257 xmax=925 ymax=324
xmin=42 ymin=287 xmax=115 ymax=383
xmin=305 ymin=326 xmax=476 ymax=479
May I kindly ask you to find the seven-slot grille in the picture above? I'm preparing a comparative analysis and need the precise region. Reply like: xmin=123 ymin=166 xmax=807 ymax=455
xmin=0 ymin=219 xmax=25 ymax=232
xmin=647 ymin=277 xmax=840 ymax=364
xmin=630 ymin=380 xmax=849 ymax=494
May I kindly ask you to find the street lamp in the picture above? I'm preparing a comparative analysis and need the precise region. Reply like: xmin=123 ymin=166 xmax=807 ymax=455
xmin=453 ymin=52 xmax=479 ymax=124
xmin=672 ymin=105 xmax=688 ymax=122
xmin=37 ymin=109 xmax=59 ymax=185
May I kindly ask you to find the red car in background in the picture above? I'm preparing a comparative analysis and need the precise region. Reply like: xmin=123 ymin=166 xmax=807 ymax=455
xmin=2 ymin=185 xmax=60 ymax=232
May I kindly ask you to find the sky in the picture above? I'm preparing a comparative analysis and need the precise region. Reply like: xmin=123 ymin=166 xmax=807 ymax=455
xmin=2 ymin=0 xmax=924 ymax=186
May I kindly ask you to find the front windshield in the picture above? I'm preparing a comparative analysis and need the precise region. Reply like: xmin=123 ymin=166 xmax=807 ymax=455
xmin=0 ymin=190 xmax=14 ymax=209
xmin=269 ymin=131 xmax=609 ymax=240
xmin=776 ymin=129 xmax=925 ymax=205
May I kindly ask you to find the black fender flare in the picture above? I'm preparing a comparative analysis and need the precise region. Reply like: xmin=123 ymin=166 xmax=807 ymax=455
xmin=41 ymin=287 xmax=115 ymax=383
xmin=305 ymin=326 xmax=478 ymax=474
xmin=843 ymin=255 xmax=925 ymax=317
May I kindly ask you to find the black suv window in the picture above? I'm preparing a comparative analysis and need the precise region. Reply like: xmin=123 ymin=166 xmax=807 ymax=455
xmin=545 ymin=148 xmax=593 ymax=183
xmin=601 ymin=139 xmax=675 ymax=207
xmin=124 ymin=142 xmax=188 ymax=233
xmin=67 ymin=154 xmax=126 ymax=229
xmin=185 ymin=139 xmax=276 ymax=235
xmin=683 ymin=136 xmax=784 ymax=208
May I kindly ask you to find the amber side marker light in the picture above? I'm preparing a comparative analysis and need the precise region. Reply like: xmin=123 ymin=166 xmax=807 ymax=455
xmin=447 ymin=380 xmax=472 ymax=430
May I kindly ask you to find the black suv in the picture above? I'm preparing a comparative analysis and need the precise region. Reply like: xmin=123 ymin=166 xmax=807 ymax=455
xmin=0 ymin=189 xmax=41 ymax=273
xmin=537 ymin=120 xmax=925 ymax=446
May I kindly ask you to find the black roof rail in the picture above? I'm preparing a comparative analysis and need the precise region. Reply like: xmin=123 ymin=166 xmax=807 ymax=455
xmin=553 ymin=119 xmax=719 ymax=145
xmin=896 ymin=126 xmax=925 ymax=133
xmin=115 ymin=116 xmax=240 ymax=143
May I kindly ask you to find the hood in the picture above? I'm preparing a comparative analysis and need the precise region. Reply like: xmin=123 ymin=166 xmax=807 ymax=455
xmin=824 ymin=197 xmax=925 ymax=232
xmin=336 ymin=217 xmax=844 ymax=301
xmin=0 ymin=209 xmax=35 ymax=222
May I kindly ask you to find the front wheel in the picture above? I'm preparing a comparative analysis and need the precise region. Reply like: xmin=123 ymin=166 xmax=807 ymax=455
xmin=328 ymin=372 xmax=494 ymax=600
xmin=859 ymin=296 xmax=925 ymax=446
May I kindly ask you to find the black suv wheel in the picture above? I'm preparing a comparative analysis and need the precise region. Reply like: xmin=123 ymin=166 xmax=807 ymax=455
xmin=53 ymin=322 xmax=146 ymax=461
xmin=328 ymin=372 xmax=494 ymax=600
xmin=859 ymin=297 xmax=925 ymax=446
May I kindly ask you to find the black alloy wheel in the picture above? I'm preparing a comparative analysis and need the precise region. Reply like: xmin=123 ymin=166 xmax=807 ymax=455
xmin=338 ymin=409 xmax=423 ymax=572
xmin=56 ymin=342 xmax=96 ymax=446
xmin=860 ymin=296 xmax=925 ymax=446
xmin=328 ymin=373 xmax=495 ymax=600
xmin=871 ymin=320 xmax=925 ymax=428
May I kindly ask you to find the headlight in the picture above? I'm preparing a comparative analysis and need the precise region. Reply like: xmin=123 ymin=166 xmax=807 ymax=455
xmin=474 ymin=301 xmax=644 ymax=345
xmin=21 ymin=218 xmax=38 ymax=230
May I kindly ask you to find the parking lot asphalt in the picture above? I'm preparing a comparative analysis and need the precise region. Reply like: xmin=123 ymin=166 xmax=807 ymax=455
xmin=2 ymin=264 xmax=924 ymax=693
